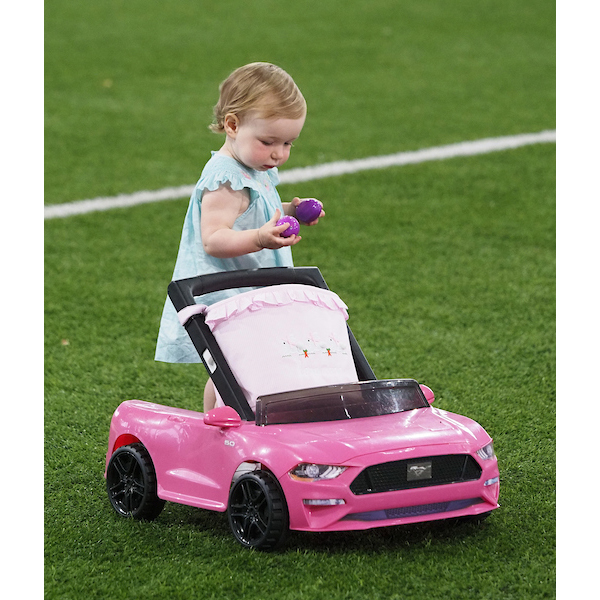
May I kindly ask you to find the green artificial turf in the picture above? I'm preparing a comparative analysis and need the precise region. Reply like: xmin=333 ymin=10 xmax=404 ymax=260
xmin=45 ymin=145 xmax=555 ymax=599
xmin=45 ymin=1 xmax=555 ymax=598
xmin=44 ymin=0 xmax=554 ymax=205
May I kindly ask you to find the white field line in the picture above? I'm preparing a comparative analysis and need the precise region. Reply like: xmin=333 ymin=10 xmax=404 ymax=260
xmin=44 ymin=130 xmax=556 ymax=220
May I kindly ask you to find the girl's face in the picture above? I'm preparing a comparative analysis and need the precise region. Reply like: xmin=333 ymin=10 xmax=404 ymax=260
xmin=221 ymin=112 xmax=306 ymax=171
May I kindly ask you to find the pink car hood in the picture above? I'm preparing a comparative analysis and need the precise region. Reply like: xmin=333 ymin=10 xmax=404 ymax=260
xmin=251 ymin=406 xmax=490 ymax=467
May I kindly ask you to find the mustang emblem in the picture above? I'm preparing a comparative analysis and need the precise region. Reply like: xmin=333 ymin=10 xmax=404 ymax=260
xmin=407 ymin=461 xmax=432 ymax=480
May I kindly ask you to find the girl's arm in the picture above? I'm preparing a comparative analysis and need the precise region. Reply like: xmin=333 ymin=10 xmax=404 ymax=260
xmin=201 ymin=184 xmax=301 ymax=259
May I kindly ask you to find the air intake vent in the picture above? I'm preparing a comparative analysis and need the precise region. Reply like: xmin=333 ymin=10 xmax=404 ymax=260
xmin=350 ymin=455 xmax=482 ymax=495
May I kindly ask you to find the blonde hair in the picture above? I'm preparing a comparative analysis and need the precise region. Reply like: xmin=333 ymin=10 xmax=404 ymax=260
xmin=209 ymin=62 xmax=306 ymax=133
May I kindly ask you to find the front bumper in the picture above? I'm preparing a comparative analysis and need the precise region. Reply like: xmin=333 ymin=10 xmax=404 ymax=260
xmin=280 ymin=446 xmax=500 ymax=532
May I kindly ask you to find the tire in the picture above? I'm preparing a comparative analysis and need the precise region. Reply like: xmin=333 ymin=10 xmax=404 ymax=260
xmin=106 ymin=443 xmax=165 ymax=521
xmin=227 ymin=470 xmax=289 ymax=551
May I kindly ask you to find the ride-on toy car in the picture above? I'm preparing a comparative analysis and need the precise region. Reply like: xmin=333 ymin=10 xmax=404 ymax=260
xmin=105 ymin=267 xmax=499 ymax=550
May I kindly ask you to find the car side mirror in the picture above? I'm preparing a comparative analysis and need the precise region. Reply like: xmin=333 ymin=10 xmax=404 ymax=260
xmin=420 ymin=384 xmax=435 ymax=404
xmin=204 ymin=406 xmax=242 ymax=428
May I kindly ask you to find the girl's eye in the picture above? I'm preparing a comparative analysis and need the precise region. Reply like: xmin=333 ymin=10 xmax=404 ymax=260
xmin=260 ymin=140 xmax=273 ymax=146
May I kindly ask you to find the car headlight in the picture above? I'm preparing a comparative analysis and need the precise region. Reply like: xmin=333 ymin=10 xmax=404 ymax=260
xmin=476 ymin=441 xmax=495 ymax=460
xmin=290 ymin=463 xmax=347 ymax=481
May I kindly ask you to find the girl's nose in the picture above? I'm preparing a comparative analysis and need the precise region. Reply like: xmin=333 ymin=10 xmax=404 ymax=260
xmin=271 ymin=146 xmax=283 ymax=160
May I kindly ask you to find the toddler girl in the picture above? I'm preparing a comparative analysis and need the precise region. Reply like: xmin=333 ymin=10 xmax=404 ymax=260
xmin=155 ymin=62 xmax=324 ymax=410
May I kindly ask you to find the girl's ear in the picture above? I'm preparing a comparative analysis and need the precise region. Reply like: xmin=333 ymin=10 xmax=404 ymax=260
xmin=223 ymin=113 xmax=240 ymax=137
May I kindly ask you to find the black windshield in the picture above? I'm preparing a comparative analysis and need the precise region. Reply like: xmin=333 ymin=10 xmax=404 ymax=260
xmin=255 ymin=379 xmax=429 ymax=426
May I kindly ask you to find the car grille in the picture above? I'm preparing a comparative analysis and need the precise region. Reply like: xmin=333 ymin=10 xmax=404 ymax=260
xmin=350 ymin=454 xmax=482 ymax=495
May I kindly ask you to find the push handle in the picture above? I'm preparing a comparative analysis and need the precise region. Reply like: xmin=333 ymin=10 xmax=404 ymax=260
xmin=168 ymin=266 xmax=328 ymax=312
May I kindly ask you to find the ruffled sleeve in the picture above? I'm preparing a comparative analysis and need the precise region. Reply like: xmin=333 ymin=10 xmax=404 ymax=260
xmin=196 ymin=154 xmax=267 ymax=200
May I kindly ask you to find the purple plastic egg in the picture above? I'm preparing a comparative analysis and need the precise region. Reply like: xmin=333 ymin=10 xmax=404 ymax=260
xmin=277 ymin=216 xmax=300 ymax=237
xmin=295 ymin=198 xmax=322 ymax=223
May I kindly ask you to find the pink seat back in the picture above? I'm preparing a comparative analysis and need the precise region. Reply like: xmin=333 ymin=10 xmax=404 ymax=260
xmin=203 ymin=285 xmax=359 ymax=411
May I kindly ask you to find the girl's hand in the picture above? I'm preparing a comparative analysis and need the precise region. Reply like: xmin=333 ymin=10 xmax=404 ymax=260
xmin=290 ymin=197 xmax=325 ymax=225
xmin=257 ymin=209 xmax=302 ymax=249
xmin=202 ymin=186 xmax=300 ymax=258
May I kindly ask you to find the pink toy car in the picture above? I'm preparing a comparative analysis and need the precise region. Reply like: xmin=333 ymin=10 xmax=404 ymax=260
xmin=105 ymin=267 xmax=499 ymax=550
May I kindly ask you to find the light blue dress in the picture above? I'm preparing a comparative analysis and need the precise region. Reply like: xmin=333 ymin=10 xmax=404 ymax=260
xmin=155 ymin=152 xmax=293 ymax=363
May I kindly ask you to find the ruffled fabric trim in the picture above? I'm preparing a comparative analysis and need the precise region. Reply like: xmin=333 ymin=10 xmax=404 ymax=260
xmin=177 ymin=304 xmax=208 ymax=326
xmin=197 ymin=154 xmax=279 ymax=198
xmin=201 ymin=284 xmax=349 ymax=331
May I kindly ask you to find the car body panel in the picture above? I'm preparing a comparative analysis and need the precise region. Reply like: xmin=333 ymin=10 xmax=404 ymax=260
xmin=106 ymin=268 xmax=499 ymax=539
xmin=106 ymin=399 xmax=499 ymax=530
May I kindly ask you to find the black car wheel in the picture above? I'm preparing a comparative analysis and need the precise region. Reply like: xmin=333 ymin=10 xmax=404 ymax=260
xmin=228 ymin=470 xmax=289 ymax=550
xmin=106 ymin=443 xmax=165 ymax=521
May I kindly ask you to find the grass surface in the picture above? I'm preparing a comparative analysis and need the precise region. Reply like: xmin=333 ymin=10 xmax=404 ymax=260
xmin=45 ymin=146 xmax=555 ymax=599
xmin=44 ymin=0 xmax=554 ymax=204
xmin=44 ymin=1 xmax=555 ymax=598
